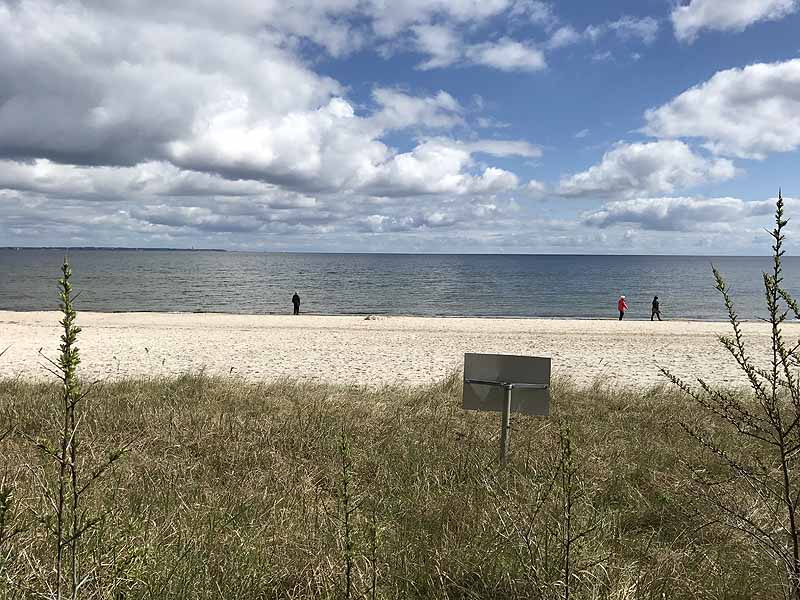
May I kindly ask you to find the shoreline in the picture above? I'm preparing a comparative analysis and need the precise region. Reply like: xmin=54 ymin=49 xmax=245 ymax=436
xmin=1 ymin=310 xmax=794 ymax=388
xmin=0 ymin=308 xmax=758 ymax=324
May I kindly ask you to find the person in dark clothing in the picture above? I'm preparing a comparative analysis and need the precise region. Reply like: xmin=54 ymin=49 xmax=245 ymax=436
xmin=292 ymin=292 xmax=300 ymax=315
xmin=651 ymin=295 xmax=662 ymax=321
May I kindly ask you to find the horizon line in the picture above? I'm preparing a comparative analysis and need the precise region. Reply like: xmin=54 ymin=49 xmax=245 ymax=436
xmin=1 ymin=246 xmax=780 ymax=258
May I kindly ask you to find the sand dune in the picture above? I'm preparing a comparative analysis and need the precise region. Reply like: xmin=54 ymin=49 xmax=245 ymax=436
xmin=1 ymin=311 xmax=795 ymax=388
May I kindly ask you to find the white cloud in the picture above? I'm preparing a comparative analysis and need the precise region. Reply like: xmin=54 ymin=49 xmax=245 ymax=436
xmin=476 ymin=116 xmax=511 ymax=129
xmin=0 ymin=0 xmax=341 ymax=168
xmin=12 ymin=0 xmax=783 ymax=253
xmin=363 ymin=140 xmax=520 ymax=196
xmin=672 ymin=0 xmax=798 ymax=42
xmin=1 ymin=134 xmax=533 ymax=209
xmin=130 ymin=205 xmax=266 ymax=233
xmin=586 ymin=16 xmax=660 ymax=44
xmin=0 ymin=0 xmax=545 ymax=205
xmin=0 ymin=159 xmax=331 ymax=204
xmin=413 ymin=24 xmax=463 ymax=69
xmin=558 ymin=141 xmax=737 ymax=198
xmin=455 ymin=139 xmax=542 ymax=157
xmin=164 ymin=97 xmax=388 ymax=192
xmin=366 ymin=0 xmax=513 ymax=37
xmin=0 ymin=159 xmax=267 ymax=199
xmin=510 ymin=0 xmax=558 ymax=28
xmin=79 ymin=0 xmax=520 ymax=53
xmin=413 ymin=27 xmax=547 ymax=72
xmin=371 ymin=88 xmax=463 ymax=129
xmin=465 ymin=38 xmax=547 ymax=71
xmin=525 ymin=180 xmax=547 ymax=196
xmin=609 ymin=16 xmax=660 ymax=43
xmin=542 ymin=15 xmax=659 ymax=52
xmin=644 ymin=59 xmax=800 ymax=159
xmin=546 ymin=26 xmax=582 ymax=49
xmin=583 ymin=196 xmax=784 ymax=231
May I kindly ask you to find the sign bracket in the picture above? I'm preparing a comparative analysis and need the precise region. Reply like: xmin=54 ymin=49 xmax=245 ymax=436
xmin=465 ymin=378 xmax=549 ymax=465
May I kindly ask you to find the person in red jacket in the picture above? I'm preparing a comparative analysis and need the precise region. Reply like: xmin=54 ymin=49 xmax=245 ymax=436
xmin=617 ymin=295 xmax=628 ymax=321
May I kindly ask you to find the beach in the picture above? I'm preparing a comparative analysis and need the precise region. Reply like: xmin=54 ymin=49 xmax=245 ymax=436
xmin=1 ymin=310 xmax=793 ymax=388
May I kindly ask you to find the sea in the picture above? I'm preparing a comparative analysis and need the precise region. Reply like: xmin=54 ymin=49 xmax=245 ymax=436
xmin=1 ymin=249 xmax=798 ymax=321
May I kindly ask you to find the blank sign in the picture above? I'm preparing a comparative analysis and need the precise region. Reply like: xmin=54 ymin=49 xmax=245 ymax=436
xmin=463 ymin=353 xmax=551 ymax=416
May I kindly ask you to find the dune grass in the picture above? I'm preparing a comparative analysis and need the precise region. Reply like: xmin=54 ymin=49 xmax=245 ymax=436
xmin=0 ymin=373 xmax=782 ymax=599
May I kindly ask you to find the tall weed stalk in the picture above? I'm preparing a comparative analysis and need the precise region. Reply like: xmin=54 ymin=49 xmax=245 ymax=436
xmin=663 ymin=191 xmax=800 ymax=598
xmin=27 ymin=260 xmax=127 ymax=599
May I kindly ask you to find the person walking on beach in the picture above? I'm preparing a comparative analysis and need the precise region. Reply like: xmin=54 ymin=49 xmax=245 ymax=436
xmin=651 ymin=295 xmax=662 ymax=321
xmin=617 ymin=295 xmax=628 ymax=321
xmin=292 ymin=291 xmax=300 ymax=315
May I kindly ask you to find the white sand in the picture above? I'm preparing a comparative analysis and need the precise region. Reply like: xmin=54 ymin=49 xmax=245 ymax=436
xmin=1 ymin=311 xmax=796 ymax=388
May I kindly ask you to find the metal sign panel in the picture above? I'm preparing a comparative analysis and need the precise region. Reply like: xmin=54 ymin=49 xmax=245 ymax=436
xmin=462 ymin=353 xmax=550 ymax=416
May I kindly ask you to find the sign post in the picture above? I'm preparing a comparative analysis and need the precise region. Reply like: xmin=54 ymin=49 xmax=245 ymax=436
xmin=500 ymin=385 xmax=511 ymax=464
xmin=462 ymin=353 xmax=551 ymax=465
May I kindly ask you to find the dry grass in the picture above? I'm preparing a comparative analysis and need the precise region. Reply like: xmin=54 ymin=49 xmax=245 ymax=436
xmin=0 ymin=372 xmax=782 ymax=599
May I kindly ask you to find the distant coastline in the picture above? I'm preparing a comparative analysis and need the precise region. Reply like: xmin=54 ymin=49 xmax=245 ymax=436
xmin=2 ymin=246 xmax=227 ymax=252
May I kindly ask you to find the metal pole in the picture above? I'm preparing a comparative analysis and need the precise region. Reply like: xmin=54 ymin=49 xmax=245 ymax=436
xmin=500 ymin=384 xmax=512 ymax=465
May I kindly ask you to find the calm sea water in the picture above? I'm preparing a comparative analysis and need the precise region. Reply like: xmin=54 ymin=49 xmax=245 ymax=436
xmin=0 ymin=249 xmax=797 ymax=321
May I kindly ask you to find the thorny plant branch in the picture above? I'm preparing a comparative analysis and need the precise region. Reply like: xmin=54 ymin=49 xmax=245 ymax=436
xmin=664 ymin=192 xmax=800 ymax=599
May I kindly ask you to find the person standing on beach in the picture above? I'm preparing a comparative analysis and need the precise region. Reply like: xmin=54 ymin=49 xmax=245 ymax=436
xmin=651 ymin=295 xmax=662 ymax=321
xmin=292 ymin=292 xmax=300 ymax=315
xmin=617 ymin=295 xmax=628 ymax=321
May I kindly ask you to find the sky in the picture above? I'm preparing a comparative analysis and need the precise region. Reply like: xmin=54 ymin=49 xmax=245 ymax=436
xmin=1 ymin=0 xmax=799 ymax=254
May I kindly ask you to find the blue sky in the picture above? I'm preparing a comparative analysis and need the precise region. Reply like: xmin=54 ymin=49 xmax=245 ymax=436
xmin=0 ymin=0 xmax=799 ymax=253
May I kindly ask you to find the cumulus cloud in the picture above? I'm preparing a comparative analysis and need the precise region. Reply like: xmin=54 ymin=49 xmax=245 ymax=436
xmin=0 ymin=159 xmax=334 ymax=209
xmin=0 ymin=1 xmax=339 ymax=168
xmin=370 ymin=88 xmax=463 ymax=130
xmin=644 ymin=59 xmax=800 ymax=159
xmin=413 ymin=24 xmax=463 ymax=69
xmin=672 ymin=0 xmax=798 ymax=42
xmin=0 ymin=160 xmax=266 ymax=200
xmin=129 ymin=205 xmax=266 ymax=233
xmin=413 ymin=28 xmax=547 ymax=72
xmin=0 ymin=140 xmax=526 ymax=245
xmin=408 ymin=4 xmax=659 ymax=72
xmin=466 ymin=38 xmax=546 ymax=71
xmin=7 ymin=0 xmax=782 ymax=253
xmin=1 ymin=137 xmax=529 ymax=208
xmin=358 ymin=211 xmax=459 ymax=233
xmin=525 ymin=180 xmax=547 ymax=196
xmin=362 ymin=140 xmax=520 ymax=197
xmin=557 ymin=141 xmax=737 ymax=198
xmin=582 ymin=196 xmax=771 ymax=231
xmin=0 ymin=0 xmax=545 ymax=209
xmin=78 ymin=0 xmax=520 ymax=54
